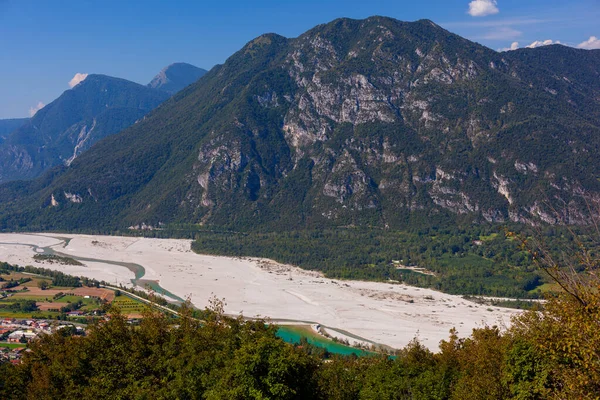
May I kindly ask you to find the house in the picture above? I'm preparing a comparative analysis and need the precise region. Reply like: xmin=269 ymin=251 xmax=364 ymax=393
xmin=7 ymin=330 xmax=37 ymax=343
xmin=67 ymin=311 xmax=85 ymax=316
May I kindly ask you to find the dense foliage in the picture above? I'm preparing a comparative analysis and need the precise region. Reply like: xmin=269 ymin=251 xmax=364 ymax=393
xmin=32 ymin=254 xmax=83 ymax=266
xmin=0 ymin=262 xmax=84 ymax=288
xmin=0 ymin=286 xmax=598 ymax=399
xmin=191 ymin=225 xmax=544 ymax=297
xmin=0 ymin=299 xmax=38 ymax=313
xmin=0 ymin=277 xmax=31 ymax=289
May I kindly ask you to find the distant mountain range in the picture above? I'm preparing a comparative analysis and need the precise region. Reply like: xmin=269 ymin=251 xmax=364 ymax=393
xmin=148 ymin=63 xmax=207 ymax=94
xmin=0 ymin=63 xmax=205 ymax=184
xmin=0 ymin=17 xmax=599 ymax=231
xmin=0 ymin=118 xmax=28 ymax=143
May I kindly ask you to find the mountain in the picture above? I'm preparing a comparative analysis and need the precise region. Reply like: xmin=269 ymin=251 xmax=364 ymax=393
xmin=503 ymin=45 xmax=600 ymax=111
xmin=1 ymin=16 xmax=600 ymax=231
xmin=0 ymin=118 xmax=28 ymax=143
xmin=0 ymin=75 xmax=169 ymax=184
xmin=147 ymin=62 xmax=207 ymax=94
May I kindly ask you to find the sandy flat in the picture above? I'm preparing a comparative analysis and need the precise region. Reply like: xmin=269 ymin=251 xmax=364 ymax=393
xmin=0 ymin=235 xmax=135 ymax=288
xmin=0 ymin=233 xmax=521 ymax=350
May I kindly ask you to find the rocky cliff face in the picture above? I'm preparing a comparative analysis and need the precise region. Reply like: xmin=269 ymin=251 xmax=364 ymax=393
xmin=1 ymin=17 xmax=599 ymax=230
xmin=181 ymin=18 xmax=600 ymax=229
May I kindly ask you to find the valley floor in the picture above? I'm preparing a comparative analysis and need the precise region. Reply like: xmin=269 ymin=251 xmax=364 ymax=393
xmin=0 ymin=233 xmax=520 ymax=350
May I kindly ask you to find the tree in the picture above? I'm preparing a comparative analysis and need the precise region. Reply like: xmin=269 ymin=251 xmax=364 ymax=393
xmin=37 ymin=280 xmax=49 ymax=290
xmin=509 ymin=213 xmax=600 ymax=398
xmin=205 ymin=335 xmax=318 ymax=399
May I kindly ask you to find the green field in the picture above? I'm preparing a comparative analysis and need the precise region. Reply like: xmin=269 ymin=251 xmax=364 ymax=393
xmin=111 ymin=295 xmax=147 ymax=315
xmin=0 ymin=342 xmax=27 ymax=349
xmin=0 ymin=311 xmax=57 ymax=318
xmin=5 ymin=295 xmax=50 ymax=301
xmin=0 ymin=269 xmax=107 ymax=317
xmin=55 ymin=295 xmax=96 ymax=304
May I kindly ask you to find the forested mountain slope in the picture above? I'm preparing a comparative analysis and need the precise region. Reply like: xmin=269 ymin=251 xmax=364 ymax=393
xmin=1 ymin=17 xmax=599 ymax=231
xmin=503 ymin=44 xmax=600 ymax=104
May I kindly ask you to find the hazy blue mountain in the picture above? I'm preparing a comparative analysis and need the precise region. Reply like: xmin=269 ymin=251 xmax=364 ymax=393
xmin=0 ymin=118 xmax=28 ymax=143
xmin=0 ymin=75 xmax=169 ymax=183
xmin=1 ymin=17 xmax=599 ymax=231
xmin=147 ymin=62 xmax=207 ymax=94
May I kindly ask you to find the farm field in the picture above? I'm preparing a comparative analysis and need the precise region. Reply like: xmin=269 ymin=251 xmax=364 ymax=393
xmin=110 ymin=294 xmax=147 ymax=318
xmin=0 ymin=343 xmax=26 ymax=349
xmin=0 ymin=270 xmax=117 ymax=319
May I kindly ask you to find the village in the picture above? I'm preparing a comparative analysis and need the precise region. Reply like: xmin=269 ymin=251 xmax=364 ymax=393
xmin=0 ymin=317 xmax=87 ymax=364
xmin=0 ymin=262 xmax=153 ymax=364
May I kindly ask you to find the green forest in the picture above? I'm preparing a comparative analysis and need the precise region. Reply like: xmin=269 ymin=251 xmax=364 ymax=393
xmin=190 ymin=224 xmax=579 ymax=298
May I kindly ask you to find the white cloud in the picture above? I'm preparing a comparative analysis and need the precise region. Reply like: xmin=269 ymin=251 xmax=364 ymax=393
xmin=576 ymin=36 xmax=600 ymax=50
xmin=499 ymin=41 xmax=520 ymax=51
xmin=29 ymin=101 xmax=45 ymax=117
xmin=468 ymin=0 xmax=499 ymax=17
xmin=497 ymin=36 xmax=598 ymax=52
xmin=526 ymin=39 xmax=560 ymax=48
xmin=68 ymin=73 xmax=88 ymax=88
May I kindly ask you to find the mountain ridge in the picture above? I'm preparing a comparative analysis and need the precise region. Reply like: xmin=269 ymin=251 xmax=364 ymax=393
xmin=0 ymin=118 xmax=28 ymax=143
xmin=1 ymin=16 xmax=599 ymax=231
xmin=0 ymin=74 xmax=169 ymax=184
xmin=0 ymin=62 xmax=206 ymax=185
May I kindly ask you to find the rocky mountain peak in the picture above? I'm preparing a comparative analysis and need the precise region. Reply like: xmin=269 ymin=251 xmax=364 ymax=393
xmin=147 ymin=62 xmax=207 ymax=94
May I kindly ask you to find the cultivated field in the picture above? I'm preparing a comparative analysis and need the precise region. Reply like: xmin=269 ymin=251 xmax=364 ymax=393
xmin=0 ymin=269 xmax=120 ymax=318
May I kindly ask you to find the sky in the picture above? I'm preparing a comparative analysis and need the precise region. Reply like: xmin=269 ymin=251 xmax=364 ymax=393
xmin=0 ymin=0 xmax=598 ymax=119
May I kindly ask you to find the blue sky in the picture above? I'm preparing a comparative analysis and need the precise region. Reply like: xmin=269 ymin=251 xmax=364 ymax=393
xmin=1 ymin=0 xmax=598 ymax=119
